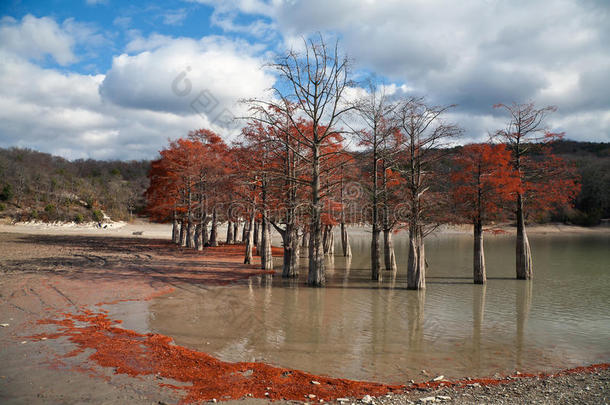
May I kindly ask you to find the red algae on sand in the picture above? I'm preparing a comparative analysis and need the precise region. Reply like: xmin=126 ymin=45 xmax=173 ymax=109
xmin=32 ymin=310 xmax=404 ymax=403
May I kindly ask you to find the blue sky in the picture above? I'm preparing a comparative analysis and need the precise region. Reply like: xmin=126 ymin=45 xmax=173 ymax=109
xmin=0 ymin=0 xmax=609 ymax=160
xmin=1 ymin=0 xmax=268 ymax=72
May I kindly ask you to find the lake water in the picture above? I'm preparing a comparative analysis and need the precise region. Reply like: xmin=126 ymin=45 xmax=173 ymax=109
xmin=115 ymin=231 xmax=610 ymax=383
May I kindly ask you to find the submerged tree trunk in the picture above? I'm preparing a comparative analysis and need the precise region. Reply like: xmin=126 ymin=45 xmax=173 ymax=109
xmin=473 ymin=218 xmax=486 ymax=284
xmin=516 ymin=194 xmax=533 ymax=280
xmin=407 ymin=225 xmax=426 ymax=290
xmin=301 ymin=230 xmax=309 ymax=257
xmin=254 ymin=221 xmax=259 ymax=247
xmin=226 ymin=221 xmax=233 ymax=244
xmin=195 ymin=223 xmax=203 ymax=251
xmin=308 ymin=223 xmax=325 ymax=286
xmin=280 ymin=225 xmax=298 ymax=278
xmin=171 ymin=217 xmax=180 ymax=244
xmin=202 ymin=222 xmax=208 ymax=246
xmin=260 ymin=218 xmax=273 ymax=270
xmin=244 ymin=214 xmax=254 ymax=264
xmin=209 ymin=209 xmax=218 ymax=247
xmin=232 ymin=222 xmax=239 ymax=243
xmin=292 ymin=229 xmax=300 ymax=264
xmin=323 ymin=225 xmax=334 ymax=256
xmin=186 ymin=220 xmax=195 ymax=248
xmin=383 ymin=229 xmax=397 ymax=271
xmin=341 ymin=222 xmax=352 ymax=257
xmin=371 ymin=224 xmax=382 ymax=281
xmin=179 ymin=219 xmax=187 ymax=247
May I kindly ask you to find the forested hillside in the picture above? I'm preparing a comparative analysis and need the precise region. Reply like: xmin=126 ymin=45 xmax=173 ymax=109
xmin=0 ymin=148 xmax=149 ymax=223
xmin=0 ymin=140 xmax=607 ymax=225
xmin=548 ymin=141 xmax=610 ymax=225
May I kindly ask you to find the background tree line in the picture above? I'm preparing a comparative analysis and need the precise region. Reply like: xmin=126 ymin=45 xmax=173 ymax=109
xmin=0 ymin=147 xmax=148 ymax=223
xmin=0 ymin=140 xmax=606 ymax=227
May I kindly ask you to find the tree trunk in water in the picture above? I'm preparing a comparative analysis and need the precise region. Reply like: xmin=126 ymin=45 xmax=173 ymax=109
xmin=473 ymin=219 xmax=486 ymax=284
xmin=260 ymin=219 xmax=273 ymax=270
xmin=232 ymin=222 xmax=238 ymax=243
xmin=282 ymin=225 xmax=298 ymax=278
xmin=308 ymin=223 xmax=325 ymax=286
xmin=195 ymin=224 xmax=203 ymax=251
xmin=292 ymin=229 xmax=300 ymax=263
xmin=202 ymin=223 xmax=208 ymax=246
xmin=179 ymin=219 xmax=187 ymax=247
xmin=186 ymin=220 xmax=195 ymax=248
xmin=371 ymin=224 xmax=382 ymax=281
xmin=254 ymin=221 xmax=259 ymax=246
xmin=327 ymin=228 xmax=334 ymax=256
xmin=226 ymin=221 xmax=233 ymax=244
xmin=209 ymin=209 xmax=218 ymax=247
xmin=322 ymin=226 xmax=327 ymax=253
xmin=301 ymin=230 xmax=309 ymax=257
xmin=407 ymin=226 xmax=425 ymax=289
xmin=242 ymin=221 xmax=247 ymax=242
xmin=383 ymin=229 xmax=397 ymax=271
xmin=172 ymin=218 xmax=180 ymax=244
xmin=244 ymin=215 xmax=254 ymax=264
xmin=341 ymin=222 xmax=352 ymax=257
xmin=516 ymin=194 xmax=533 ymax=280
xmin=323 ymin=225 xmax=334 ymax=255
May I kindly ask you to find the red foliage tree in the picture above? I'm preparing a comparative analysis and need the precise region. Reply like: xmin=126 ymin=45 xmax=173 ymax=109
xmin=145 ymin=130 xmax=229 ymax=250
xmin=451 ymin=143 xmax=519 ymax=283
xmin=493 ymin=102 xmax=580 ymax=279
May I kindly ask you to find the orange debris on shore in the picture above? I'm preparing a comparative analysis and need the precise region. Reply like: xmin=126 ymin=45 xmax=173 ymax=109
xmin=31 ymin=310 xmax=404 ymax=403
xmin=29 ymin=308 xmax=609 ymax=404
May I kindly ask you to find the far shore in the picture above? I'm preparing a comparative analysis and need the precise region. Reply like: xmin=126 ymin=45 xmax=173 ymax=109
xmin=0 ymin=218 xmax=608 ymax=241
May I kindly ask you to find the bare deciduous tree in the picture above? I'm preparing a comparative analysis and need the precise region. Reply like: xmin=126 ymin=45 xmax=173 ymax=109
xmin=247 ymin=35 xmax=353 ymax=286
xmin=350 ymin=82 xmax=396 ymax=281
xmin=395 ymin=98 xmax=461 ymax=290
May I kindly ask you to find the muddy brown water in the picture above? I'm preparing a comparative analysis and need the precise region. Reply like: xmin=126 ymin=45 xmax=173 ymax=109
xmin=109 ymin=232 xmax=610 ymax=384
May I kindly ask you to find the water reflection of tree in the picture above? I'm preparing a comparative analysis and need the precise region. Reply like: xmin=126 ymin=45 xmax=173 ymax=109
xmin=407 ymin=290 xmax=426 ymax=351
xmin=515 ymin=281 xmax=533 ymax=369
xmin=342 ymin=256 xmax=352 ymax=286
xmin=279 ymin=279 xmax=300 ymax=350
xmin=471 ymin=284 xmax=486 ymax=374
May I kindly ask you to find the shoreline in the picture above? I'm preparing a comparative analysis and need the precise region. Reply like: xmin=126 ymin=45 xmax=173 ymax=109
xmin=1 ymin=218 xmax=608 ymax=241
xmin=26 ymin=305 xmax=610 ymax=403
xmin=0 ymin=230 xmax=608 ymax=404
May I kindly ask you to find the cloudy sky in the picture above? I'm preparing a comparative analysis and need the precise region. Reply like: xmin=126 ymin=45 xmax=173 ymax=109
xmin=1 ymin=0 xmax=609 ymax=160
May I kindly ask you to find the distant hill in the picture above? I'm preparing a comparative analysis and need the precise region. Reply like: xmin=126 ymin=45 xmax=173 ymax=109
xmin=549 ymin=140 xmax=610 ymax=225
xmin=0 ymin=147 xmax=149 ymax=223
xmin=0 ymin=140 xmax=608 ymax=225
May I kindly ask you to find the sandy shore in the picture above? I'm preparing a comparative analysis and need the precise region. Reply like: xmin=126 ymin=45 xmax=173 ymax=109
xmin=0 ymin=226 xmax=608 ymax=404
xmin=1 ymin=218 xmax=608 ymax=241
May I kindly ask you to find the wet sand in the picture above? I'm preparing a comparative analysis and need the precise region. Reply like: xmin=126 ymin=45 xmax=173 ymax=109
xmin=0 ymin=232 xmax=273 ymax=404
xmin=0 ymin=229 xmax=608 ymax=404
